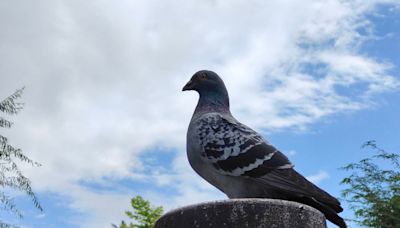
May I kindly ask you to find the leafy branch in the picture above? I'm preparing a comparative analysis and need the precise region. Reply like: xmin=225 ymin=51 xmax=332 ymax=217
xmin=340 ymin=140 xmax=400 ymax=228
xmin=112 ymin=196 xmax=163 ymax=228
xmin=1 ymin=88 xmax=42 ymax=227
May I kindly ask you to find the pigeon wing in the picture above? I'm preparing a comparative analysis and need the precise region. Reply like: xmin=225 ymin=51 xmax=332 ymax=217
xmin=195 ymin=113 xmax=293 ymax=176
xmin=195 ymin=113 xmax=342 ymax=212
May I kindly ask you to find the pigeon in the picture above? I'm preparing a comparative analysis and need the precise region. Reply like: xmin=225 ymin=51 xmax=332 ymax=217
xmin=182 ymin=70 xmax=346 ymax=228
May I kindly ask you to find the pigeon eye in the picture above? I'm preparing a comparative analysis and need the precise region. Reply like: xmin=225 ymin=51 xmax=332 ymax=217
xmin=200 ymin=73 xmax=208 ymax=80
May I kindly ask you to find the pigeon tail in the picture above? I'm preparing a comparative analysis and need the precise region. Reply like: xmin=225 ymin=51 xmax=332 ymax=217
xmin=300 ymin=197 xmax=347 ymax=228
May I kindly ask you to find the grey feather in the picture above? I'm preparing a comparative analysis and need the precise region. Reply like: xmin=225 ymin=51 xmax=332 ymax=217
xmin=194 ymin=112 xmax=292 ymax=176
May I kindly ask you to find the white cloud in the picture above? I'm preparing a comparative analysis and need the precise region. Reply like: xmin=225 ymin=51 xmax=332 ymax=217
xmin=0 ymin=0 xmax=399 ymax=227
xmin=306 ymin=171 xmax=330 ymax=184
xmin=287 ymin=150 xmax=297 ymax=157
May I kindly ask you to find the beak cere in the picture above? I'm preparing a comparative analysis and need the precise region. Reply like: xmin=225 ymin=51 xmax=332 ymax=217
xmin=182 ymin=80 xmax=195 ymax=91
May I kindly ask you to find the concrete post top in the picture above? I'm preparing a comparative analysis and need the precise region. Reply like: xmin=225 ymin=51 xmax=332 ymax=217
xmin=163 ymin=198 xmax=323 ymax=216
xmin=155 ymin=198 xmax=327 ymax=228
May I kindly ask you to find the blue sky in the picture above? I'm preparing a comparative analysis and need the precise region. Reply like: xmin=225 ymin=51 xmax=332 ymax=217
xmin=0 ymin=1 xmax=399 ymax=228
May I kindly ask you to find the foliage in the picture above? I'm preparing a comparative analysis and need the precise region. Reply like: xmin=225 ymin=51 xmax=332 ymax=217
xmin=112 ymin=196 xmax=163 ymax=228
xmin=340 ymin=140 xmax=400 ymax=228
xmin=0 ymin=88 xmax=42 ymax=227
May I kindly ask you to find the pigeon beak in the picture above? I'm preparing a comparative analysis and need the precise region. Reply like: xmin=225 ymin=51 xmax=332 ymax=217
xmin=182 ymin=80 xmax=195 ymax=91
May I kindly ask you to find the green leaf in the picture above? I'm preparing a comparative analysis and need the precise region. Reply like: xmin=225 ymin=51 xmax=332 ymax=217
xmin=1 ymin=87 xmax=43 ymax=228
xmin=0 ymin=87 xmax=25 ymax=115
xmin=340 ymin=141 xmax=400 ymax=227
xmin=113 ymin=196 xmax=163 ymax=228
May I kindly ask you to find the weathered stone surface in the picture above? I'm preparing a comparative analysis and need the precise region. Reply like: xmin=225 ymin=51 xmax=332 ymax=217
xmin=155 ymin=198 xmax=327 ymax=228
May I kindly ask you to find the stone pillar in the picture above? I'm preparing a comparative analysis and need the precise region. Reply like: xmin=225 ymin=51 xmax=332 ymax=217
xmin=155 ymin=198 xmax=327 ymax=228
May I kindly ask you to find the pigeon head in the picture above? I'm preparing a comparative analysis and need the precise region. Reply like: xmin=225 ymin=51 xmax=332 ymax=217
xmin=183 ymin=70 xmax=230 ymax=111
xmin=182 ymin=70 xmax=227 ymax=94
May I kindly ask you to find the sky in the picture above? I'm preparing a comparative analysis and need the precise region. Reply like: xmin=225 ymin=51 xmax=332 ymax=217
xmin=0 ymin=0 xmax=399 ymax=227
